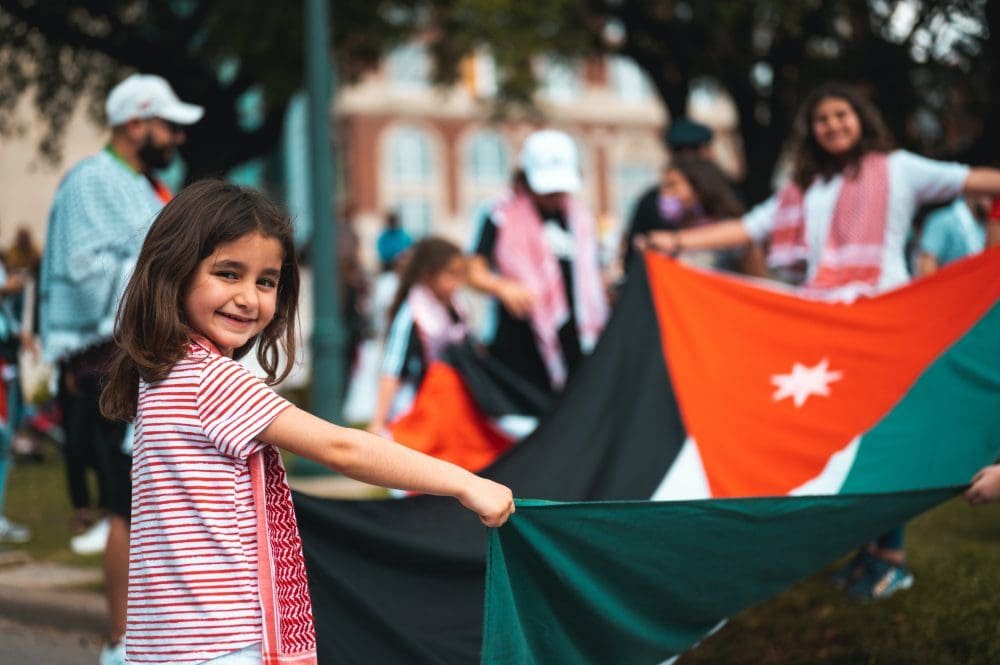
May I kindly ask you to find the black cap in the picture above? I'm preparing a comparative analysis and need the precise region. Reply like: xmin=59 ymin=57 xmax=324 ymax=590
xmin=665 ymin=118 xmax=713 ymax=149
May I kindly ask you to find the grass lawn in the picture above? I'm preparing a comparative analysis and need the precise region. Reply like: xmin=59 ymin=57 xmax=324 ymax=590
xmin=4 ymin=443 xmax=103 ymax=568
xmin=6 ymin=447 xmax=999 ymax=662
xmin=680 ymin=495 xmax=1000 ymax=665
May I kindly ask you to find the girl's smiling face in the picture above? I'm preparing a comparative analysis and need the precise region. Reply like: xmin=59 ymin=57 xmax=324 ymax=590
xmin=811 ymin=96 xmax=862 ymax=157
xmin=183 ymin=231 xmax=284 ymax=356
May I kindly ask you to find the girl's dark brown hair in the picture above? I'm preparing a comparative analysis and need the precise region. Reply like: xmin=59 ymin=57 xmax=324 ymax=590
xmin=789 ymin=82 xmax=895 ymax=189
xmin=386 ymin=236 xmax=463 ymax=327
xmin=668 ymin=155 xmax=745 ymax=219
xmin=100 ymin=179 xmax=300 ymax=421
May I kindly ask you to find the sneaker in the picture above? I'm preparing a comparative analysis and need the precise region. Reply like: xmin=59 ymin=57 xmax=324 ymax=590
xmin=99 ymin=638 xmax=125 ymax=665
xmin=845 ymin=557 xmax=914 ymax=602
xmin=828 ymin=548 xmax=873 ymax=590
xmin=70 ymin=516 xmax=110 ymax=555
xmin=0 ymin=516 xmax=31 ymax=544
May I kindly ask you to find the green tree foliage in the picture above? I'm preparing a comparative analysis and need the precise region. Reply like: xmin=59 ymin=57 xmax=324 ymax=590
xmin=1 ymin=1 xmax=993 ymax=197
xmin=423 ymin=0 xmax=994 ymax=199
xmin=0 ymin=0 xmax=416 ymax=176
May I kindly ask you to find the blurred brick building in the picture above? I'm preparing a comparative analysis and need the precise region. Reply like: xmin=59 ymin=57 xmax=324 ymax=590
xmin=1 ymin=44 xmax=744 ymax=268
xmin=327 ymin=44 xmax=740 ymax=270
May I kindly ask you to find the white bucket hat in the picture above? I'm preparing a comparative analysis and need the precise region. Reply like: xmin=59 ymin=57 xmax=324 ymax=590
xmin=519 ymin=129 xmax=582 ymax=195
xmin=105 ymin=74 xmax=204 ymax=127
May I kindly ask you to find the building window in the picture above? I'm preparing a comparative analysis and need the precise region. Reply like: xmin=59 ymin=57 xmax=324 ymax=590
xmin=389 ymin=125 xmax=433 ymax=184
xmin=462 ymin=50 xmax=498 ymax=98
xmin=394 ymin=199 xmax=434 ymax=238
xmin=383 ymin=124 xmax=440 ymax=238
xmin=613 ymin=164 xmax=659 ymax=231
xmin=466 ymin=131 xmax=509 ymax=186
xmin=461 ymin=129 xmax=511 ymax=223
xmin=539 ymin=56 xmax=581 ymax=102
xmin=609 ymin=56 xmax=652 ymax=103
xmin=387 ymin=43 xmax=431 ymax=91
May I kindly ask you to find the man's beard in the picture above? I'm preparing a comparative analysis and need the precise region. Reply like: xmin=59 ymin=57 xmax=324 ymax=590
xmin=137 ymin=133 xmax=173 ymax=171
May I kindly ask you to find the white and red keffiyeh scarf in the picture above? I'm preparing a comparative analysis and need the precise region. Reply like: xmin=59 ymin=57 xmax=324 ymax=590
xmin=768 ymin=152 xmax=889 ymax=293
xmin=406 ymin=283 xmax=468 ymax=363
xmin=493 ymin=192 xmax=608 ymax=389
xmin=249 ymin=447 xmax=318 ymax=664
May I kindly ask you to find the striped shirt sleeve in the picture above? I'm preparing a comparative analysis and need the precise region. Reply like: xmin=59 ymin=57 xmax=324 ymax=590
xmin=381 ymin=303 xmax=417 ymax=378
xmin=196 ymin=355 xmax=291 ymax=459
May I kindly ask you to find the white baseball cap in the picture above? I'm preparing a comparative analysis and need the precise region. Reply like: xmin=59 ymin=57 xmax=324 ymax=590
xmin=519 ymin=129 xmax=581 ymax=194
xmin=105 ymin=74 xmax=204 ymax=127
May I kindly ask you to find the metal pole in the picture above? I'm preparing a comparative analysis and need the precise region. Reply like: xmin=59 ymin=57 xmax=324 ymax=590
xmin=305 ymin=0 xmax=344 ymax=422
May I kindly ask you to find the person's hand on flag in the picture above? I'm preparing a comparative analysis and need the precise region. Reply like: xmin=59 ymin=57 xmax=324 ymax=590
xmin=634 ymin=231 xmax=679 ymax=257
xmin=965 ymin=464 xmax=1000 ymax=505
xmin=459 ymin=476 xmax=515 ymax=527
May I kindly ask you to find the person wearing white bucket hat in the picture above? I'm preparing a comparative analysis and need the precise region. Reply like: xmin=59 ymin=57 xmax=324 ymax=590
xmin=39 ymin=72 xmax=202 ymax=665
xmin=468 ymin=129 xmax=609 ymax=399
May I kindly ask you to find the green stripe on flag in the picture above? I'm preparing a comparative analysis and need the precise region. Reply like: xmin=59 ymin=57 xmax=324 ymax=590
xmin=842 ymin=303 xmax=1000 ymax=493
xmin=483 ymin=489 xmax=959 ymax=665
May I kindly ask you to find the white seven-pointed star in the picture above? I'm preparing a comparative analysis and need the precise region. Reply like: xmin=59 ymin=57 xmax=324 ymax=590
xmin=771 ymin=358 xmax=844 ymax=408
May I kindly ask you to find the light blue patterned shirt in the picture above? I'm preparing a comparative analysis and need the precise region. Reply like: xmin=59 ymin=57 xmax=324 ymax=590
xmin=39 ymin=149 xmax=164 ymax=363
xmin=918 ymin=199 xmax=986 ymax=266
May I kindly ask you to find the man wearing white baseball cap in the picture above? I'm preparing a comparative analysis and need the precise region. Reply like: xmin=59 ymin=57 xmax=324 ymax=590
xmin=468 ymin=129 xmax=608 ymax=399
xmin=39 ymin=72 xmax=202 ymax=665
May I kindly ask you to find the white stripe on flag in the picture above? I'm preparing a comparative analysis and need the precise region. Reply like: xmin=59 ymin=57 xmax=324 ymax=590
xmin=790 ymin=436 xmax=861 ymax=496
xmin=655 ymin=619 xmax=728 ymax=665
xmin=650 ymin=437 xmax=711 ymax=501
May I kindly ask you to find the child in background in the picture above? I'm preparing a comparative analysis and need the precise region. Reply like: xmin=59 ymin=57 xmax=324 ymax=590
xmin=99 ymin=181 xmax=513 ymax=665
xmin=368 ymin=237 xmax=468 ymax=436
xmin=913 ymin=196 xmax=988 ymax=277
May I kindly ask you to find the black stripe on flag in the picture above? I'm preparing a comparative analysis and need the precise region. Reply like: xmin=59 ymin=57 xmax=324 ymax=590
xmin=294 ymin=262 xmax=688 ymax=664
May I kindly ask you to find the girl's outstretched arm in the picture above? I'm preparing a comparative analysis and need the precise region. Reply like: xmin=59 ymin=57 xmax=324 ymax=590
xmin=963 ymin=168 xmax=1000 ymax=197
xmin=638 ymin=218 xmax=750 ymax=255
xmin=367 ymin=374 xmax=400 ymax=437
xmin=259 ymin=406 xmax=515 ymax=527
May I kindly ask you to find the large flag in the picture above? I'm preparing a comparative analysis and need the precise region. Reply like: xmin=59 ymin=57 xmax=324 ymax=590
xmin=483 ymin=489 xmax=961 ymax=665
xmin=483 ymin=249 xmax=1000 ymax=664
xmin=294 ymin=248 xmax=1000 ymax=665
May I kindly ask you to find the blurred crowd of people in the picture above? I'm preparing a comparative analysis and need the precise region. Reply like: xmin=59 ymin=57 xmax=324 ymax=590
xmin=1 ymin=70 xmax=999 ymax=665
xmin=339 ymin=84 xmax=1000 ymax=608
xmin=343 ymin=102 xmax=999 ymax=445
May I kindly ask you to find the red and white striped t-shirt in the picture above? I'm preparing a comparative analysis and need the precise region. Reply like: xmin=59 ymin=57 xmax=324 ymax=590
xmin=126 ymin=339 xmax=291 ymax=665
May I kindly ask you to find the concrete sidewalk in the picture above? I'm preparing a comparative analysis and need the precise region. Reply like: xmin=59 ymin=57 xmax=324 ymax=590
xmin=0 ymin=473 xmax=379 ymax=638
xmin=0 ymin=562 xmax=105 ymax=637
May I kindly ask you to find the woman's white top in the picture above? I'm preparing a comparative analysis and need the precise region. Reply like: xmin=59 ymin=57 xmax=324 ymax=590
xmin=742 ymin=150 xmax=969 ymax=299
